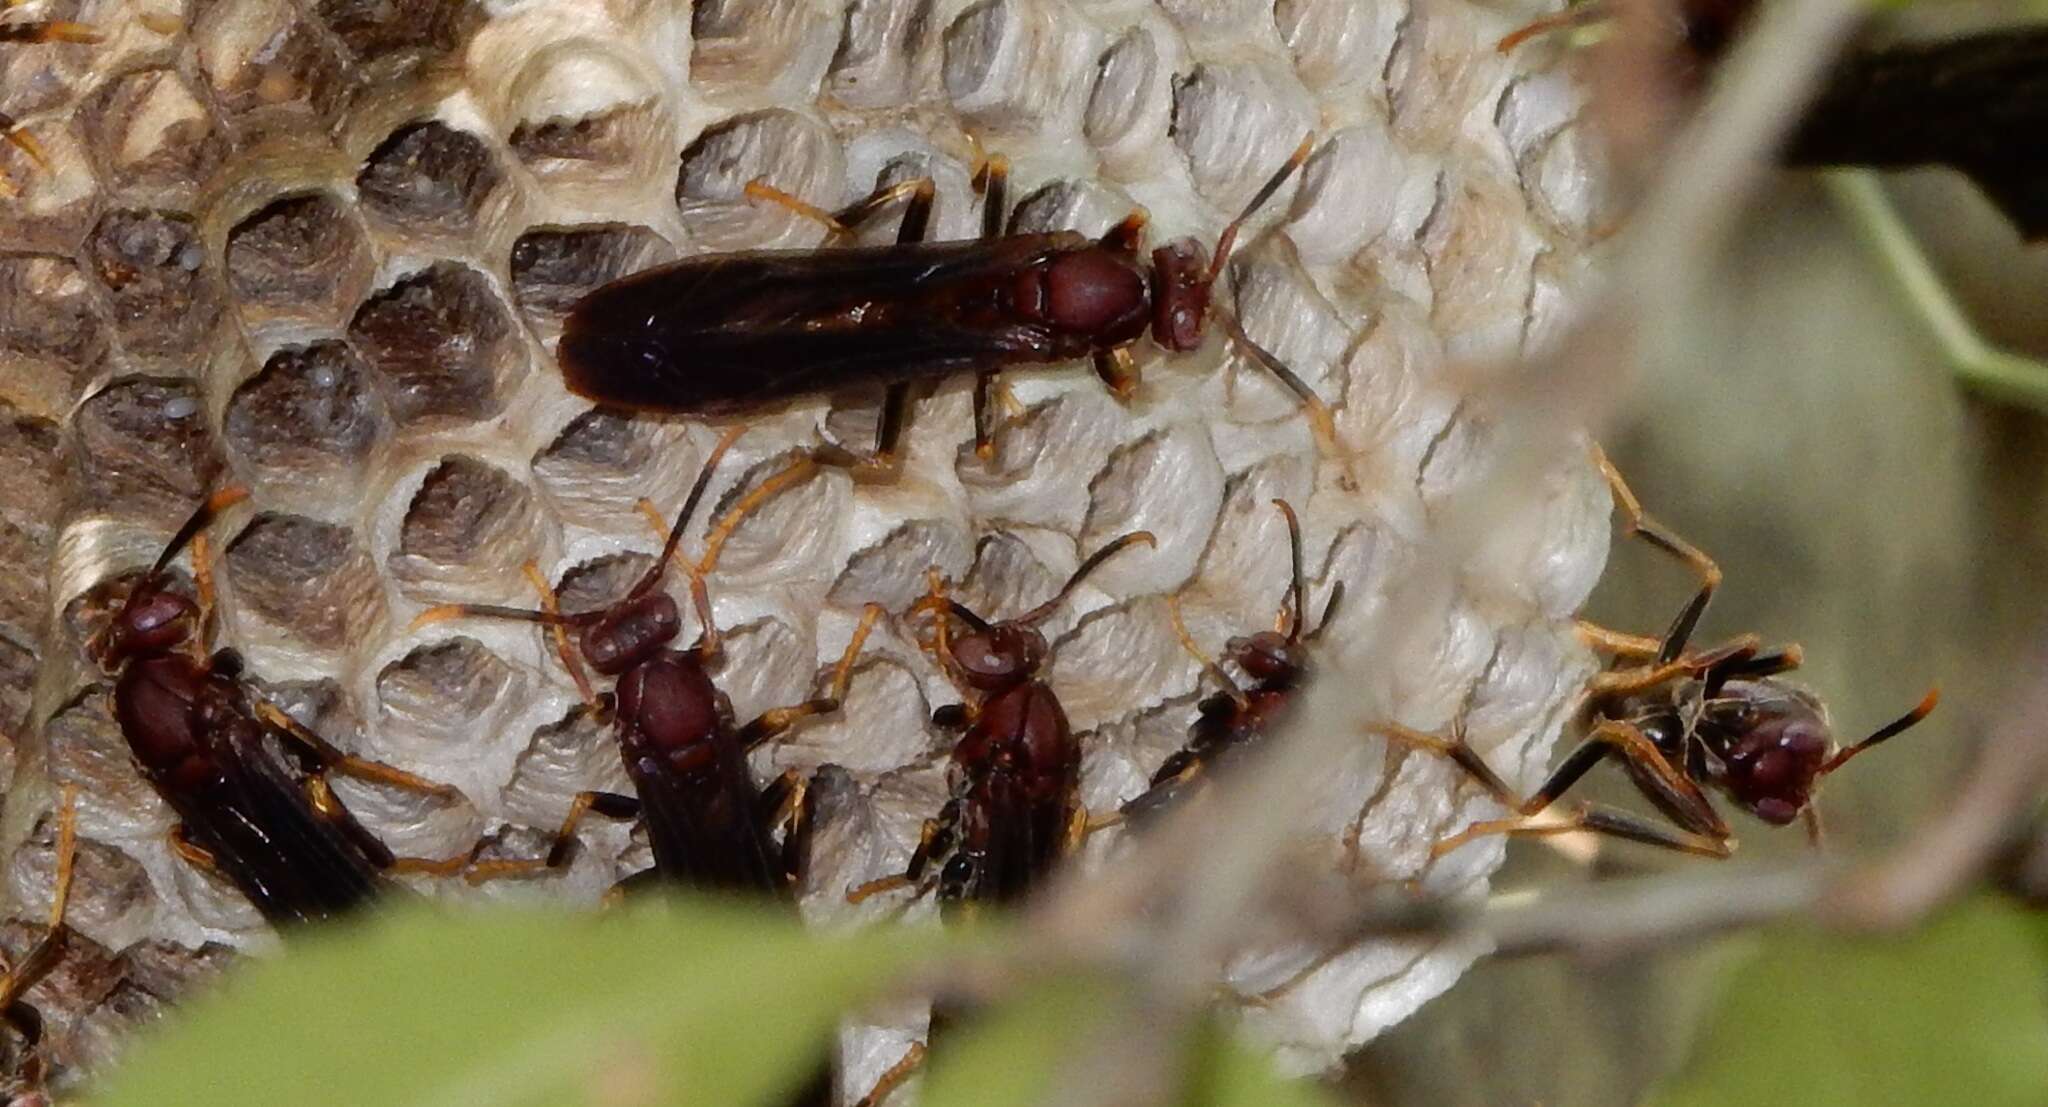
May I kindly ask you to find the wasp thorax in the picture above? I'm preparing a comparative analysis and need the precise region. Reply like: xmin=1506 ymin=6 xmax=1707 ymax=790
xmin=949 ymin=624 xmax=1048 ymax=691
xmin=581 ymin=591 xmax=683 ymax=677
xmin=1148 ymin=239 xmax=1211 ymax=352
xmin=1040 ymin=248 xmax=1148 ymax=342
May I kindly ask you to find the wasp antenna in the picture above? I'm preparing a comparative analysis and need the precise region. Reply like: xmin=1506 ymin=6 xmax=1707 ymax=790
xmin=146 ymin=486 xmax=251 ymax=579
xmin=521 ymin=563 xmax=600 ymax=710
xmin=1018 ymin=531 xmax=1156 ymax=626
xmin=1166 ymin=595 xmax=1249 ymax=711
xmin=1305 ymin=580 xmax=1346 ymax=643
xmin=1206 ymin=133 xmax=1315 ymax=287
xmin=695 ymin=453 xmax=818 ymax=579
xmin=914 ymin=597 xmax=992 ymax=637
xmin=1823 ymin=687 xmax=1939 ymax=775
xmin=4 ymin=125 xmax=50 ymax=169
xmin=406 ymin=602 xmax=582 ymax=633
xmin=1215 ymin=309 xmax=1347 ymax=475
xmin=1271 ymin=499 xmax=1307 ymax=642
xmin=622 ymin=426 xmax=749 ymax=600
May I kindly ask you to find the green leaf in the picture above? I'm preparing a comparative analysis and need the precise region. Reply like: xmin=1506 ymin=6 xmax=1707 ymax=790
xmin=920 ymin=985 xmax=1342 ymax=1107
xmin=1180 ymin=1016 xmax=1346 ymax=1107
xmin=91 ymin=896 xmax=959 ymax=1107
xmin=1650 ymin=895 xmax=2048 ymax=1107
xmin=919 ymin=976 xmax=1120 ymax=1107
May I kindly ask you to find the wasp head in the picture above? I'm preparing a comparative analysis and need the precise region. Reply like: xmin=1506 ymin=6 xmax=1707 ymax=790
xmin=947 ymin=622 xmax=1048 ymax=693
xmin=1704 ymin=682 xmax=1833 ymax=825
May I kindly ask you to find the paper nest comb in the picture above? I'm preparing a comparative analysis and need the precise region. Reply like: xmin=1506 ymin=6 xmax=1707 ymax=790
xmin=0 ymin=0 xmax=1612 ymax=1092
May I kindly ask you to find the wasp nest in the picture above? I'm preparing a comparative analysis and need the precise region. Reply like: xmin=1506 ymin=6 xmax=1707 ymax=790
xmin=0 ymin=0 xmax=1610 ymax=1093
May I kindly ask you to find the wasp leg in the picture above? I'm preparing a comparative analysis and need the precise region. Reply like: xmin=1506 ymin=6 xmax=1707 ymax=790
xmin=758 ymin=770 xmax=814 ymax=885
xmin=781 ymin=777 xmax=816 ymax=889
xmin=853 ymin=1042 xmax=927 ymax=1107
xmin=466 ymin=791 xmax=643 ymax=881
xmin=1434 ymin=808 xmax=1732 ymax=860
xmin=834 ymin=178 xmax=935 ymax=242
xmin=300 ymin=774 xmax=478 ymax=876
xmin=0 ymin=19 xmax=103 ymax=45
xmin=739 ymin=605 xmax=881 ymax=750
xmin=254 ymin=701 xmax=462 ymax=800
xmin=788 ymin=178 xmax=937 ymax=481
xmin=846 ymin=818 xmax=941 ymax=905
xmin=0 ymin=795 xmax=78 ymax=1095
xmin=968 ymin=155 xmax=1012 ymax=459
xmin=1591 ymin=445 xmax=1723 ymax=664
xmin=973 ymin=153 xmax=1009 ymax=239
xmin=167 ymin=824 xmax=219 ymax=872
xmin=1 ymin=795 xmax=78 ymax=1011
xmin=1100 ymin=209 xmax=1147 ymax=253
xmin=384 ymin=841 xmax=489 ymax=877
xmin=1380 ymin=718 xmax=1733 ymax=858
xmin=738 ymin=699 xmax=839 ymax=748
xmin=1093 ymin=347 xmax=1140 ymax=402
xmin=302 ymin=775 xmax=399 ymax=869
xmin=1574 ymin=619 xmax=1665 ymax=659
xmin=1583 ymin=635 xmax=1759 ymax=698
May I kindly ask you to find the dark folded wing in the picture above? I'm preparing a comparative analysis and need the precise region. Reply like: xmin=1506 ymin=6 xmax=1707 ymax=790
xmin=558 ymin=236 xmax=1078 ymax=412
xmin=634 ymin=743 xmax=788 ymax=897
xmin=188 ymin=736 xmax=385 ymax=926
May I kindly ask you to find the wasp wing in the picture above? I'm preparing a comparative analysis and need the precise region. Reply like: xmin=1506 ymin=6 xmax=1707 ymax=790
xmin=557 ymin=235 xmax=1084 ymax=413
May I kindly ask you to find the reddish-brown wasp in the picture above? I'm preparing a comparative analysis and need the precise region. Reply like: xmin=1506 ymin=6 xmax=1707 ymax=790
xmin=1381 ymin=449 xmax=1937 ymax=858
xmin=555 ymin=136 xmax=1334 ymax=475
xmin=1120 ymin=500 xmax=1344 ymax=823
xmin=86 ymin=489 xmax=475 ymax=927
xmin=843 ymin=530 xmax=1154 ymax=1106
xmin=414 ymin=432 xmax=871 ymax=1107
xmin=852 ymin=530 xmax=1154 ymax=910
xmin=417 ymin=429 xmax=874 ymax=899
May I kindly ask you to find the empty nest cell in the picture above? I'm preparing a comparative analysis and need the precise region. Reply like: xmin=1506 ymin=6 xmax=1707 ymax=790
xmin=222 ymin=512 xmax=385 ymax=651
xmin=191 ymin=0 xmax=351 ymax=137
xmin=225 ymin=193 xmax=374 ymax=321
xmin=374 ymin=636 xmax=517 ymax=748
xmin=311 ymin=0 xmax=479 ymax=66
xmin=345 ymin=262 xmax=520 ymax=426
xmin=391 ymin=455 xmax=541 ymax=583
xmin=75 ymin=68 xmax=228 ymax=199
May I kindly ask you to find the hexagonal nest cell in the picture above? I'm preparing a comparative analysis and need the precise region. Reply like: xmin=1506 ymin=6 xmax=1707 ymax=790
xmin=3 ymin=0 xmax=1617 ymax=1093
